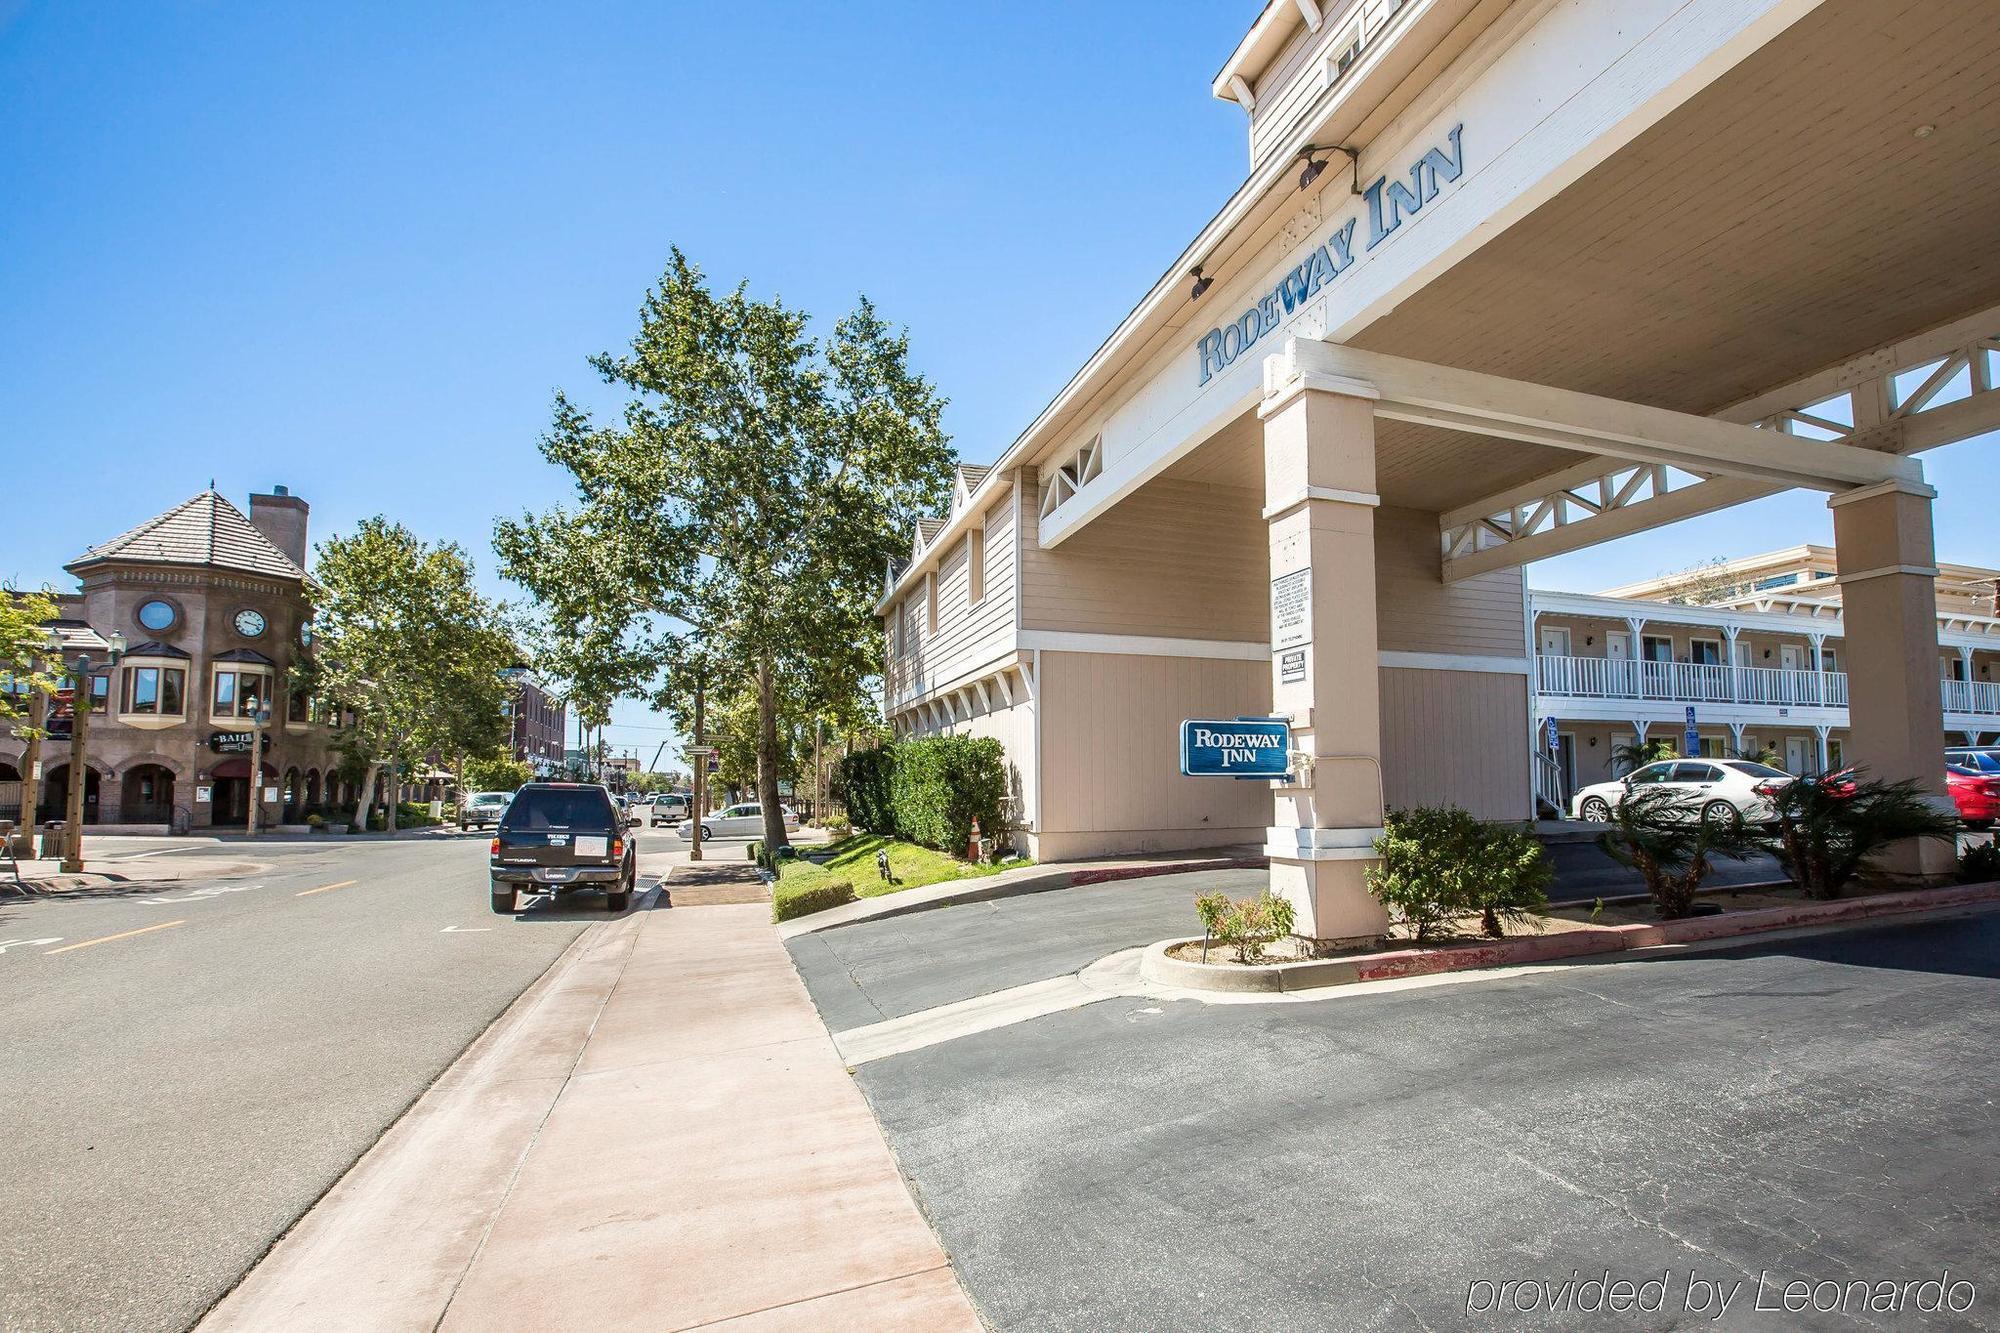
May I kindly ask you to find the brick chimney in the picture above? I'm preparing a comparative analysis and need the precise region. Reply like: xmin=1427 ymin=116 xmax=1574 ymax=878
xmin=249 ymin=485 xmax=310 ymax=568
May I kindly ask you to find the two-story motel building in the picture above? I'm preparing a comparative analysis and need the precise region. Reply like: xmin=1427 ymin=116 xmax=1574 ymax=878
xmin=880 ymin=0 xmax=2000 ymax=941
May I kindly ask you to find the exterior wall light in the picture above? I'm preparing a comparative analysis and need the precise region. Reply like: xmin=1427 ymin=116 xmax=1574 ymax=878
xmin=1188 ymin=266 xmax=1212 ymax=301
xmin=1297 ymin=143 xmax=1362 ymax=194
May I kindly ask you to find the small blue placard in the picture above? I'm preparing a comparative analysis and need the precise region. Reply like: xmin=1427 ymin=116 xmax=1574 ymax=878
xmin=1180 ymin=718 xmax=1291 ymax=779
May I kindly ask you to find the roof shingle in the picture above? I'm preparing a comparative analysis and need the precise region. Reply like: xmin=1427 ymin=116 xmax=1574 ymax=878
xmin=69 ymin=491 xmax=307 ymax=581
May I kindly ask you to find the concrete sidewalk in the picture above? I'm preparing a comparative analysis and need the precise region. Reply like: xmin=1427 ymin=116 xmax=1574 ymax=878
xmin=200 ymin=874 xmax=980 ymax=1332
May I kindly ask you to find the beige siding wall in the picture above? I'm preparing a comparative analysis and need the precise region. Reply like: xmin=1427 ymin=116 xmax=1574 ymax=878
xmin=886 ymin=481 xmax=1020 ymax=708
xmin=1379 ymin=667 xmax=1532 ymax=819
xmin=1036 ymin=650 xmax=1270 ymax=856
xmin=1019 ymin=476 xmax=1268 ymax=641
xmin=1376 ymin=505 xmax=1527 ymax=658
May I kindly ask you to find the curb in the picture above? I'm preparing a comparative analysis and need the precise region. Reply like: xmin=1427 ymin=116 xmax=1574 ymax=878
xmin=777 ymin=854 xmax=1267 ymax=938
xmin=1141 ymin=879 xmax=2000 ymax=993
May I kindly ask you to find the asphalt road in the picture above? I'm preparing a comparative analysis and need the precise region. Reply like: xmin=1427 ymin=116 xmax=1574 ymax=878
xmin=854 ymin=909 xmax=2000 ymax=1331
xmin=0 ymin=831 xmax=664 ymax=1333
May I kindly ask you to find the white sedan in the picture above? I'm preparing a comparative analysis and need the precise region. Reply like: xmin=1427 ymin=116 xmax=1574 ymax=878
xmin=678 ymin=802 xmax=800 ymax=840
xmin=1571 ymin=758 xmax=1794 ymax=827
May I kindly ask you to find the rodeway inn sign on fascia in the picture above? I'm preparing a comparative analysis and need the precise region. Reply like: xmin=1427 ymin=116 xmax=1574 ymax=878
xmin=1194 ymin=124 xmax=1467 ymax=386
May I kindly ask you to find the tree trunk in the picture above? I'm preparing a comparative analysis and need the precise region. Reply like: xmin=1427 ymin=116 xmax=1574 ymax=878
xmin=19 ymin=685 xmax=47 ymax=837
xmin=690 ymin=682 xmax=706 ymax=863
xmin=386 ymin=757 xmax=400 ymax=832
xmin=756 ymin=653 xmax=788 ymax=855
xmin=811 ymin=718 xmax=823 ymax=828
xmin=352 ymin=761 xmax=380 ymax=832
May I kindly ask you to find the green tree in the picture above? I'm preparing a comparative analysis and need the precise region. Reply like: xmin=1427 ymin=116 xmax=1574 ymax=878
xmin=0 ymin=589 xmax=59 ymax=721
xmin=496 ymin=249 xmax=954 ymax=855
xmin=312 ymin=518 xmax=516 ymax=832
xmin=464 ymin=752 xmax=533 ymax=793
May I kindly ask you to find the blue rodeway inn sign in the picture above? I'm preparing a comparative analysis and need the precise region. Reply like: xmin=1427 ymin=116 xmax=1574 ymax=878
xmin=1180 ymin=718 xmax=1292 ymax=779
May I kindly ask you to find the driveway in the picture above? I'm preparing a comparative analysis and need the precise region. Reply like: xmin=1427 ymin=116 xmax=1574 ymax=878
xmin=785 ymin=869 xmax=1259 ymax=1032
xmin=848 ymin=910 xmax=2000 ymax=1331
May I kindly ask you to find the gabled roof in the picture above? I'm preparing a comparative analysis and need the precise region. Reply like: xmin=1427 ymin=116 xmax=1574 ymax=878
xmin=916 ymin=517 xmax=947 ymax=546
xmin=125 ymin=640 xmax=192 ymax=660
xmin=68 ymin=490 xmax=307 ymax=582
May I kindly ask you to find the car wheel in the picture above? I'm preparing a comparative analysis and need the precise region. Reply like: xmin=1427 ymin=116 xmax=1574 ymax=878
xmin=1701 ymin=800 xmax=1741 ymax=830
xmin=606 ymin=889 xmax=630 ymax=912
xmin=701 ymin=824 xmax=715 ymax=842
xmin=490 ymin=885 xmax=515 ymax=914
xmin=1579 ymin=797 xmax=1611 ymax=822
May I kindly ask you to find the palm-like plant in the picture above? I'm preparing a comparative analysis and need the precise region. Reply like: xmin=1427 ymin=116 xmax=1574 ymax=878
xmin=1597 ymin=786 xmax=1759 ymax=918
xmin=1610 ymin=736 xmax=1679 ymax=777
xmin=1757 ymin=769 xmax=1959 ymax=899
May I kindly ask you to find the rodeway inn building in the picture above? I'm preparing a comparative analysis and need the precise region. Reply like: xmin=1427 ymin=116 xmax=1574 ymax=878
xmin=880 ymin=0 xmax=1999 ymax=941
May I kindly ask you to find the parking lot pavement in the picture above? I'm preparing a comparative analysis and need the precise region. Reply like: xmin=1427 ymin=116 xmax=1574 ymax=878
xmin=785 ymin=869 xmax=1262 ymax=1032
xmin=851 ymin=911 xmax=2000 ymax=1332
xmin=1544 ymin=839 xmax=1787 ymax=901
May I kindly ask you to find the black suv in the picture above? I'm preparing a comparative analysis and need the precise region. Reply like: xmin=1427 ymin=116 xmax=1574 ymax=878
xmin=489 ymin=783 xmax=637 ymax=914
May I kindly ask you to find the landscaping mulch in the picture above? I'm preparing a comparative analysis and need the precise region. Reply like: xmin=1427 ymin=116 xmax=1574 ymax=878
xmin=665 ymin=862 xmax=771 ymax=907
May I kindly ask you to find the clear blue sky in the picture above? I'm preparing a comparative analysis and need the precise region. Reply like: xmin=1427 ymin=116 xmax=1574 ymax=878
xmin=4 ymin=2 xmax=1992 ymax=762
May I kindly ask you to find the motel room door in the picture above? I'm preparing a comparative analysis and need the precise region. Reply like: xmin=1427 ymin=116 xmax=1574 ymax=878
xmin=1784 ymin=736 xmax=1810 ymax=775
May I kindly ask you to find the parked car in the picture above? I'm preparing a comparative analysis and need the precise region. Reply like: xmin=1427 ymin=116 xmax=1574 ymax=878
xmin=1571 ymin=758 xmax=1794 ymax=827
xmin=1947 ymin=764 xmax=1999 ymax=829
xmin=649 ymin=793 xmax=690 ymax=827
xmin=1946 ymin=747 xmax=2000 ymax=777
xmin=678 ymin=801 xmax=799 ymax=841
xmin=488 ymin=783 xmax=637 ymax=914
xmin=458 ymin=790 xmax=512 ymax=831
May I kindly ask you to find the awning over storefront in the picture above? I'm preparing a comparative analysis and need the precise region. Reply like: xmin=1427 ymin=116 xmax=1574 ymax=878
xmin=210 ymin=756 xmax=278 ymax=780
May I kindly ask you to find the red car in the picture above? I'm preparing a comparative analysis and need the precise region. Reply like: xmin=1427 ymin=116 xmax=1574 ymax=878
xmin=1948 ymin=765 xmax=1999 ymax=830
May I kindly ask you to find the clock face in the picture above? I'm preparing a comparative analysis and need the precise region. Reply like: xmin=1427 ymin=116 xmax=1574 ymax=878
xmin=233 ymin=609 xmax=267 ymax=638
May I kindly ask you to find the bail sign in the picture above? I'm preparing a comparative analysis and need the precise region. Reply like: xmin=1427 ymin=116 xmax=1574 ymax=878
xmin=1180 ymin=718 xmax=1292 ymax=779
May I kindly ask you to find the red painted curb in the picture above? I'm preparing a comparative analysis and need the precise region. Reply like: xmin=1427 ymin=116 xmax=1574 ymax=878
xmin=1349 ymin=881 xmax=2000 ymax=983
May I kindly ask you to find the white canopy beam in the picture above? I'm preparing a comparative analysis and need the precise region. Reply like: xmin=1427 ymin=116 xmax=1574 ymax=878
xmin=1433 ymin=304 xmax=2000 ymax=581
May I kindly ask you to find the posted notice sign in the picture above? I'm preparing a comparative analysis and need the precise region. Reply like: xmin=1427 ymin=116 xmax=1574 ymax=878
xmin=1271 ymin=569 xmax=1312 ymax=650
xmin=1180 ymin=718 xmax=1292 ymax=779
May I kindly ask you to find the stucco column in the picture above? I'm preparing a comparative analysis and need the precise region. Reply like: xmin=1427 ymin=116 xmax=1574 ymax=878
xmin=1258 ymin=350 xmax=1391 ymax=944
xmin=1828 ymin=477 xmax=1952 ymax=880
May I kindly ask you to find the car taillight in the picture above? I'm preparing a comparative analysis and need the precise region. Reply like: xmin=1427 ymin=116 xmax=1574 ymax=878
xmin=489 ymin=837 xmax=501 ymax=856
xmin=1753 ymin=781 xmax=1784 ymax=797
xmin=612 ymin=838 xmax=624 ymax=859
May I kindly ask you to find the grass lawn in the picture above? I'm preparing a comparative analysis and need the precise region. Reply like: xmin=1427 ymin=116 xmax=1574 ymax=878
xmin=778 ymin=832 xmax=1029 ymax=901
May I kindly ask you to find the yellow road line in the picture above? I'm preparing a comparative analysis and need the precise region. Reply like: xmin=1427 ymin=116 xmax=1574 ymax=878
xmin=294 ymin=880 xmax=358 ymax=898
xmin=46 ymin=920 xmax=187 ymax=954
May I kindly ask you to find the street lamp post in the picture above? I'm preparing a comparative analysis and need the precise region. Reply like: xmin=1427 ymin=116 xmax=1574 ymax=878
xmin=61 ymin=632 xmax=125 ymax=873
xmin=246 ymin=704 xmax=272 ymax=838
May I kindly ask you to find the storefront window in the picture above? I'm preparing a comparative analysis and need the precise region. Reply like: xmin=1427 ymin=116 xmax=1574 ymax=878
xmin=287 ymin=688 xmax=307 ymax=722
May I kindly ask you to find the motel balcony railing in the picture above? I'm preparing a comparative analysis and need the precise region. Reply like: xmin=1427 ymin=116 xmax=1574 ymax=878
xmin=1536 ymin=653 xmax=1850 ymax=709
xmin=1941 ymin=678 xmax=2000 ymax=717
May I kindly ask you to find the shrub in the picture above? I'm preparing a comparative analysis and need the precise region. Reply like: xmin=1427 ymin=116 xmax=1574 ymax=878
xmin=306 ymin=813 xmax=324 ymax=828
xmin=890 ymin=735 xmax=1006 ymax=854
xmin=1757 ymin=768 xmax=1960 ymax=899
xmin=1958 ymin=840 xmax=2000 ymax=885
xmin=1195 ymin=890 xmax=1297 ymax=963
xmin=1597 ymin=787 xmax=1758 ymax=918
xmin=772 ymin=878 xmax=858 ymax=924
xmin=1368 ymin=807 xmax=1554 ymax=942
xmin=837 ymin=746 xmax=898 ymax=834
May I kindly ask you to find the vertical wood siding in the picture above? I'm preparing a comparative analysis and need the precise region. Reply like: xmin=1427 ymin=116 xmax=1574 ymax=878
xmin=1379 ymin=666 xmax=1530 ymax=818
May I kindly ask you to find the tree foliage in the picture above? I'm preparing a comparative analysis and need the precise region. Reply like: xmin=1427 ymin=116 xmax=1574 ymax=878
xmin=464 ymin=752 xmax=533 ymax=793
xmin=0 ymin=588 xmax=59 ymax=722
xmin=311 ymin=518 xmax=516 ymax=831
xmin=495 ymin=249 xmax=955 ymax=853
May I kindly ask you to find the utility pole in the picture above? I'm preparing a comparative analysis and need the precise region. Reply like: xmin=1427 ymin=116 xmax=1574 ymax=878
xmin=61 ymin=668 xmax=90 ymax=871
xmin=689 ymin=682 xmax=706 ymax=863
xmin=246 ymin=705 xmax=271 ymax=837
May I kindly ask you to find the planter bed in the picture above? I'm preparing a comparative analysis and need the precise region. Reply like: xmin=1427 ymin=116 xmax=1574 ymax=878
xmin=1143 ymin=879 xmax=2000 ymax=995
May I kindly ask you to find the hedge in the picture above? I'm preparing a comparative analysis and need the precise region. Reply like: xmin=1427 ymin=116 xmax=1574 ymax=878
xmin=837 ymin=745 xmax=898 ymax=834
xmin=772 ymin=878 xmax=858 ymax=923
xmin=890 ymin=735 xmax=1006 ymax=854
